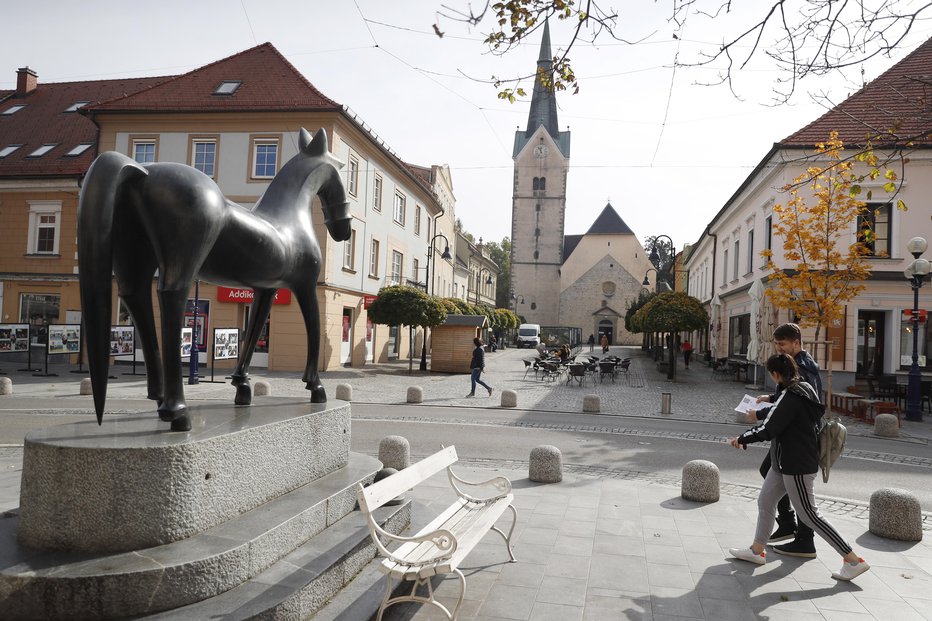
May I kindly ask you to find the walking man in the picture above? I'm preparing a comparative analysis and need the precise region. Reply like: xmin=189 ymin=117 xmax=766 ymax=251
xmin=466 ymin=337 xmax=493 ymax=398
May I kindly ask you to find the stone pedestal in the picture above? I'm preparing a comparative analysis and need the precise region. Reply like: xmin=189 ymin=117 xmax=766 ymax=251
xmin=2 ymin=398 xmax=408 ymax=620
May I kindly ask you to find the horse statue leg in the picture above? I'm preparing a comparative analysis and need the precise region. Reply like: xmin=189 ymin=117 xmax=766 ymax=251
xmin=156 ymin=288 xmax=192 ymax=431
xmin=231 ymin=289 xmax=276 ymax=406
xmin=292 ymin=284 xmax=326 ymax=403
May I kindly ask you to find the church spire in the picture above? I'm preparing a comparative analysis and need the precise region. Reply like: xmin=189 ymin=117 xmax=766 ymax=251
xmin=525 ymin=20 xmax=559 ymax=140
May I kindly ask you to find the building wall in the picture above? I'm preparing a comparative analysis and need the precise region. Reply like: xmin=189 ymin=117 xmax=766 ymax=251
xmin=558 ymin=255 xmax=645 ymax=345
xmin=511 ymin=126 xmax=565 ymax=325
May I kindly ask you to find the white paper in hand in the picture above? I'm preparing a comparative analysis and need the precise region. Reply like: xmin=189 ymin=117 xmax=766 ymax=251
xmin=734 ymin=394 xmax=758 ymax=414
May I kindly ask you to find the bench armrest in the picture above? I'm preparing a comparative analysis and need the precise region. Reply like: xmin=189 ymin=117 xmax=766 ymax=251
xmin=366 ymin=518 xmax=458 ymax=567
xmin=447 ymin=466 xmax=512 ymax=503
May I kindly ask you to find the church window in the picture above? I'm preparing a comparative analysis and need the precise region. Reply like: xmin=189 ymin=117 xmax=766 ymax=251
xmin=535 ymin=228 xmax=540 ymax=237
xmin=533 ymin=250 xmax=539 ymax=259
xmin=539 ymin=177 xmax=546 ymax=190
xmin=602 ymin=282 xmax=616 ymax=296
xmin=530 ymin=302 xmax=537 ymax=310
xmin=535 ymin=204 xmax=541 ymax=212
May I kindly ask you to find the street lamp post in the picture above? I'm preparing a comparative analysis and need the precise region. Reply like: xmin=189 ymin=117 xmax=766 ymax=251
xmin=648 ymin=234 xmax=675 ymax=291
xmin=420 ymin=233 xmax=453 ymax=371
xmin=642 ymin=268 xmax=660 ymax=291
xmin=187 ymin=279 xmax=200 ymax=385
xmin=904 ymin=236 xmax=930 ymax=421
xmin=474 ymin=267 xmax=494 ymax=306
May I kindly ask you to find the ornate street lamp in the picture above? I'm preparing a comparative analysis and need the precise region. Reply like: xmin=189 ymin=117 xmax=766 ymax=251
xmin=648 ymin=234 xmax=675 ymax=290
xmin=642 ymin=268 xmax=659 ymax=290
xmin=474 ymin=267 xmax=494 ymax=306
xmin=188 ymin=279 xmax=200 ymax=385
xmin=420 ymin=233 xmax=453 ymax=370
xmin=904 ymin=236 xmax=930 ymax=421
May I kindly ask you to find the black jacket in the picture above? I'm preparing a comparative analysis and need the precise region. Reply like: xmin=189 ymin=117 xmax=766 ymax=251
xmin=470 ymin=346 xmax=485 ymax=370
xmin=738 ymin=381 xmax=824 ymax=475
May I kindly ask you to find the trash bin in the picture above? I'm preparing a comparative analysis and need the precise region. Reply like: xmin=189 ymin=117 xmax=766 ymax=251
xmin=661 ymin=392 xmax=672 ymax=415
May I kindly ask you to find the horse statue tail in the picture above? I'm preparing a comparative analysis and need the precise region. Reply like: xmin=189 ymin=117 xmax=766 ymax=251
xmin=78 ymin=152 xmax=148 ymax=424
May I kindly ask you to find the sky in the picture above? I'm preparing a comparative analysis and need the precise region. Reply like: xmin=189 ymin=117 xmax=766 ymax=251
xmin=3 ymin=1 xmax=931 ymax=252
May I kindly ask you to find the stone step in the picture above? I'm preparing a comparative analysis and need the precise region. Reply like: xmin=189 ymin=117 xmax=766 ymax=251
xmin=140 ymin=500 xmax=411 ymax=620
xmin=1 ymin=452 xmax=381 ymax=620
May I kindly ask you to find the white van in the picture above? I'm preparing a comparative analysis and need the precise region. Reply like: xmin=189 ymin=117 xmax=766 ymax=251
xmin=516 ymin=323 xmax=541 ymax=348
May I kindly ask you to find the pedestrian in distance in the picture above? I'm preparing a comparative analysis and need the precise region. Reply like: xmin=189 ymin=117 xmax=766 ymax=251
xmin=489 ymin=333 xmax=498 ymax=352
xmin=466 ymin=337 xmax=493 ymax=398
xmin=727 ymin=353 xmax=869 ymax=581
xmin=681 ymin=339 xmax=693 ymax=369
xmin=587 ymin=333 xmax=595 ymax=352
xmin=600 ymin=333 xmax=609 ymax=354
xmin=747 ymin=323 xmax=822 ymax=558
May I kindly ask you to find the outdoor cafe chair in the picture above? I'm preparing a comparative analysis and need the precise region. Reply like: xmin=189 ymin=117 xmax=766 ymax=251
xmin=598 ymin=361 xmax=617 ymax=383
xmin=567 ymin=364 xmax=588 ymax=387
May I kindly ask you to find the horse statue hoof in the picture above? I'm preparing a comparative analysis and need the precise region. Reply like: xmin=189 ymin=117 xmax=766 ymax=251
xmin=235 ymin=383 xmax=252 ymax=406
xmin=158 ymin=408 xmax=174 ymax=422
xmin=170 ymin=414 xmax=192 ymax=432
xmin=308 ymin=384 xmax=327 ymax=403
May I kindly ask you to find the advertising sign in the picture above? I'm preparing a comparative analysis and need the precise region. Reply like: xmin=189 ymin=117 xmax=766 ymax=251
xmin=216 ymin=287 xmax=292 ymax=305
xmin=48 ymin=324 xmax=81 ymax=355
xmin=109 ymin=325 xmax=135 ymax=355
xmin=184 ymin=299 xmax=210 ymax=350
xmin=181 ymin=327 xmax=193 ymax=358
xmin=0 ymin=324 xmax=29 ymax=353
xmin=214 ymin=328 xmax=240 ymax=361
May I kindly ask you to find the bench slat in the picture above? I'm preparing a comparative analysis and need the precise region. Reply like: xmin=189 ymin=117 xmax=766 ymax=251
xmin=359 ymin=446 xmax=458 ymax=513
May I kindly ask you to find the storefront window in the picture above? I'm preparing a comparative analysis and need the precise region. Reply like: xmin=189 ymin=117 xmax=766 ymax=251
xmin=899 ymin=310 xmax=930 ymax=369
xmin=729 ymin=314 xmax=750 ymax=357
xmin=20 ymin=293 xmax=60 ymax=344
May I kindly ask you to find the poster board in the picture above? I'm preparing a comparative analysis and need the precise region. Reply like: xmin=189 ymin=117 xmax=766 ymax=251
xmin=181 ymin=327 xmax=193 ymax=358
xmin=109 ymin=325 xmax=135 ymax=355
xmin=184 ymin=299 xmax=210 ymax=350
xmin=0 ymin=324 xmax=29 ymax=353
xmin=48 ymin=324 xmax=81 ymax=355
xmin=214 ymin=328 xmax=239 ymax=361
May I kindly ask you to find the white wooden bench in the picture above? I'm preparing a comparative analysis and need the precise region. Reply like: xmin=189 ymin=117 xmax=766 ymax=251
xmin=357 ymin=445 xmax=517 ymax=620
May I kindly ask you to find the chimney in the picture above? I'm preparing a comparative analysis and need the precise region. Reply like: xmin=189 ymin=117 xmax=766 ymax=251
xmin=16 ymin=67 xmax=38 ymax=95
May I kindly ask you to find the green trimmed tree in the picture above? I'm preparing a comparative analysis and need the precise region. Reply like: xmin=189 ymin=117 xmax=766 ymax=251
xmin=631 ymin=292 xmax=709 ymax=379
xmin=367 ymin=285 xmax=447 ymax=371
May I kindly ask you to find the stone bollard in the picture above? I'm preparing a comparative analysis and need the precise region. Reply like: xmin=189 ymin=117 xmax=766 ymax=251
xmin=869 ymin=488 xmax=923 ymax=541
xmin=254 ymin=380 xmax=271 ymax=396
xmin=335 ymin=383 xmax=352 ymax=401
xmin=379 ymin=435 xmax=410 ymax=471
xmin=372 ymin=468 xmax=405 ymax=505
xmin=80 ymin=378 xmax=93 ymax=396
xmin=873 ymin=413 xmax=899 ymax=438
xmin=0 ymin=377 xmax=12 ymax=396
xmin=501 ymin=390 xmax=518 ymax=408
xmin=583 ymin=394 xmax=600 ymax=413
xmin=529 ymin=445 xmax=563 ymax=483
xmin=406 ymin=386 xmax=423 ymax=404
xmin=681 ymin=460 xmax=720 ymax=503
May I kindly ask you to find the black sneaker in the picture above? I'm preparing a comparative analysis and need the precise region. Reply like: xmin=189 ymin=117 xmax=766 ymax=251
xmin=768 ymin=522 xmax=797 ymax=543
xmin=773 ymin=538 xmax=817 ymax=558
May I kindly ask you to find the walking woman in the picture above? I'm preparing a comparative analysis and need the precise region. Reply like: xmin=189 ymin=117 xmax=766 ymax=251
xmin=466 ymin=337 xmax=493 ymax=398
xmin=726 ymin=353 xmax=869 ymax=581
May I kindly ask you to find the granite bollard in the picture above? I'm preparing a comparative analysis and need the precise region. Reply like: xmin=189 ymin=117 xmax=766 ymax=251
xmin=0 ymin=377 xmax=12 ymax=395
xmin=335 ymin=383 xmax=352 ymax=401
xmin=873 ymin=413 xmax=899 ymax=438
xmin=869 ymin=488 xmax=923 ymax=541
xmin=379 ymin=435 xmax=411 ymax=470
xmin=681 ymin=460 xmax=720 ymax=503
xmin=254 ymin=380 xmax=271 ymax=396
xmin=582 ymin=394 xmax=600 ymax=413
xmin=501 ymin=389 xmax=518 ymax=408
xmin=80 ymin=377 xmax=93 ymax=396
xmin=406 ymin=386 xmax=423 ymax=404
xmin=529 ymin=445 xmax=563 ymax=483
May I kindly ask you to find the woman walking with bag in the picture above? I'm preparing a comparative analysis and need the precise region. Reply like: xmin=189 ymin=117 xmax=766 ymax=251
xmin=726 ymin=353 xmax=869 ymax=581
xmin=466 ymin=337 xmax=493 ymax=398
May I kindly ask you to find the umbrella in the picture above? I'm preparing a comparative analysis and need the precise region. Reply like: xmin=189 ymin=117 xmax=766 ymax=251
xmin=747 ymin=279 xmax=766 ymax=387
xmin=710 ymin=293 xmax=721 ymax=357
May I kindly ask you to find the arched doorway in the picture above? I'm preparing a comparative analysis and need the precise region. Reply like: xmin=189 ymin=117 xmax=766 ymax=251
xmin=597 ymin=319 xmax=614 ymax=345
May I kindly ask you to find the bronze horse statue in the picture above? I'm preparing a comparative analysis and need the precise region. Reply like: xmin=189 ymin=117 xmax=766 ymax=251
xmin=78 ymin=128 xmax=351 ymax=431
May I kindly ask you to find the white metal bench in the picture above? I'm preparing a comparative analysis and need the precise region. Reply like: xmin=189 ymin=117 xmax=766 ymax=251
xmin=357 ymin=445 xmax=517 ymax=620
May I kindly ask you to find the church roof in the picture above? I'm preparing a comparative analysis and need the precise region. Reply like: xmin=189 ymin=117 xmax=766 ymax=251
xmin=585 ymin=203 xmax=634 ymax=235
xmin=562 ymin=234 xmax=583 ymax=262
xmin=781 ymin=36 xmax=932 ymax=148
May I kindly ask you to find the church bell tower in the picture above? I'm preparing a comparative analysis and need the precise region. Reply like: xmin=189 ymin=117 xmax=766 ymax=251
xmin=510 ymin=20 xmax=571 ymax=327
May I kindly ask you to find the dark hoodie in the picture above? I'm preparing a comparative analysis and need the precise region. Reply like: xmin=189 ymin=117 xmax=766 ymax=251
xmin=738 ymin=380 xmax=824 ymax=475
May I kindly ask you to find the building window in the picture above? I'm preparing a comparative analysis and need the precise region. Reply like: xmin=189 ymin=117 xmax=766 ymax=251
xmin=763 ymin=216 xmax=772 ymax=266
xmin=899 ymin=310 xmax=931 ymax=369
xmin=252 ymin=139 xmax=279 ymax=179
xmin=343 ymin=229 xmax=356 ymax=270
xmin=27 ymin=144 xmax=58 ymax=158
xmin=390 ymin=250 xmax=403 ymax=284
xmin=190 ymin=138 xmax=217 ymax=177
xmin=533 ymin=177 xmax=547 ymax=192
xmin=858 ymin=203 xmax=892 ymax=256
xmin=414 ymin=205 xmax=421 ymax=236
xmin=733 ymin=240 xmax=740 ymax=280
xmin=413 ymin=258 xmax=420 ymax=285
xmin=20 ymin=293 xmax=61 ymax=345
xmin=373 ymin=174 xmax=383 ymax=212
xmin=213 ymin=80 xmax=242 ymax=96
xmin=64 ymin=101 xmax=90 ymax=113
xmin=722 ymin=249 xmax=728 ymax=285
xmin=729 ymin=314 xmax=751 ymax=356
xmin=2 ymin=104 xmax=26 ymax=115
xmin=131 ymin=137 xmax=157 ymax=163
xmin=370 ymin=239 xmax=380 ymax=277
xmin=27 ymin=201 xmax=62 ymax=255
xmin=393 ymin=191 xmax=406 ymax=226
xmin=0 ymin=144 xmax=22 ymax=158
xmin=65 ymin=143 xmax=93 ymax=157
xmin=347 ymin=155 xmax=359 ymax=197
xmin=747 ymin=230 xmax=754 ymax=274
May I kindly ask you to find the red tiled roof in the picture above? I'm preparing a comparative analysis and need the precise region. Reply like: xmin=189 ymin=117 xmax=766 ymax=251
xmin=87 ymin=43 xmax=340 ymax=113
xmin=403 ymin=162 xmax=435 ymax=195
xmin=781 ymin=37 xmax=932 ymax=148
xmin=0 ymin=76 xmax=167 ymax=177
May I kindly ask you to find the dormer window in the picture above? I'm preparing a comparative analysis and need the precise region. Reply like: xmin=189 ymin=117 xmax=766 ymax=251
xmin=2 ymin=104 xmax=26 ymax=115
xmin=65 ymin=143 xmax=94 ymax=157
xmin=27 ymin=144 xmax=58 ymax=158
xmin=0 ymin=144 xmax=23 ymax=158
xmin=213 ymin=81 xmax=241 ymax=96
xmin=64 ymin=101 xmax=90 ymax=113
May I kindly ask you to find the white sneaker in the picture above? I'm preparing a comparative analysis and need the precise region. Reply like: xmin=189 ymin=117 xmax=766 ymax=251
xmin=832 ymin=558 xmax=870 ymax=581
xmin=729 ymin=547 xmax=766 ymax=565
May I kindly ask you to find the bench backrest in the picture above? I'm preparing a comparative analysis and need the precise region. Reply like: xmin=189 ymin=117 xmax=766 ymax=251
xmin=358 ymin=445 xmax=458 ymax=516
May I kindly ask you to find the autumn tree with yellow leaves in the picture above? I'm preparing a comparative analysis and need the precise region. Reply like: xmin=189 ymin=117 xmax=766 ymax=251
xmin=762 ymin=131 xmax=900 ymax=342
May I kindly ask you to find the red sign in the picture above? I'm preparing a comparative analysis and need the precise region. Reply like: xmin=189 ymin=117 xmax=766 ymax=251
xmin=216 ymin=287 xmax=292 ymax=305
xmin=364 ymin=294 xmax=377 ymax=309
xmin=903 ymin=309 xmax=928 ymax=323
